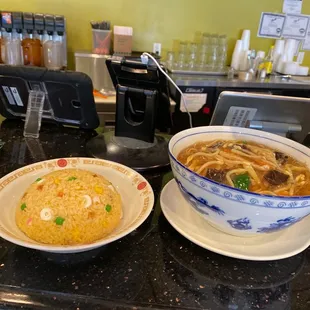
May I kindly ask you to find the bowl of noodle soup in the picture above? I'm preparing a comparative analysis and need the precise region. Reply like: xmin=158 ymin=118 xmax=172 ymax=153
xmin=169 ymin=126 xmax=310 ymax=236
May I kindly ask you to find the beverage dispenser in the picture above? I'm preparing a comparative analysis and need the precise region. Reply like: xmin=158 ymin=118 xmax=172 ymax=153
xmin=43 ymin=14 xmax=63 ymax=70
xmin=0 ymin=10 xmax=67 ymax=70
xmin=55 ymin=15 xmax=67 ymax=68
xmin=22 ymin=12 xmax=42 ymax=66
xmin=33 ymin=13 xmax=44 ymax=41
xmin=1 ymin=11 xmax=23 ymax=65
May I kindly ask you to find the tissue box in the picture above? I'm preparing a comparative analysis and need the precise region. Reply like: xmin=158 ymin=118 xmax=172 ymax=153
xmin=113 ymin=26 xmax=133 ymax=55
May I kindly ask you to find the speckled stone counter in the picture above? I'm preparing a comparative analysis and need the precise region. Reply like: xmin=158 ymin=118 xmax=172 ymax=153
xmin=0 ymin=119 xmax=309 ymax=310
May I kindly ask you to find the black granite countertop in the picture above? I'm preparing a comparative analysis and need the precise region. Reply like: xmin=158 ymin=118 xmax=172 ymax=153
xmin=0 ymin=119 xmax=309 ymax=309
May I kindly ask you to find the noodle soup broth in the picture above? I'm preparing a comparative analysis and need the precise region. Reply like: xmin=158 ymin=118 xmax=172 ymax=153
xmin=177 ymin=140 xmax=310 ymax=197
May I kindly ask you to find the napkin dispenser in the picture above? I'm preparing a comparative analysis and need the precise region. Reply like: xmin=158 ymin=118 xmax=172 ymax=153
xmin=113 ymin=26 xmax=133 ymax=56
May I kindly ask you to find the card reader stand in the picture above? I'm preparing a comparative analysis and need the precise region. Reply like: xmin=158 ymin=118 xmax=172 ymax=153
xmin=115 ymin=86 xmax=157 ymax=142
xmin=210 ymin=91 xmax=310 ymax=144
xmin=23 ymin=89 xmax=45 ymax=139
xmin=86 ymin=55 xmax=171 ymax=171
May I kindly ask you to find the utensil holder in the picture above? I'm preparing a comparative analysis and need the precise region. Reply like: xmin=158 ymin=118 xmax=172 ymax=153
xmin=92 ymin=29 xmax=112 ymax=55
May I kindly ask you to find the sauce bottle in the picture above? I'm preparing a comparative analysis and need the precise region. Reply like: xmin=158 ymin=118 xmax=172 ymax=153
xmin=258 ymin=46 xmax=275 ymax=77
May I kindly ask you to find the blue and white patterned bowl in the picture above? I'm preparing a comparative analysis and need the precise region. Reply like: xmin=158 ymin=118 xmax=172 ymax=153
xmin=169 ymin=126 xmax=310 ymax=236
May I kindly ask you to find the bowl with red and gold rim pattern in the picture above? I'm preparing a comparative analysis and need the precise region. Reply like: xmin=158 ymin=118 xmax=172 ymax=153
xmin=0 ymin=158 xmax=154 ymax=253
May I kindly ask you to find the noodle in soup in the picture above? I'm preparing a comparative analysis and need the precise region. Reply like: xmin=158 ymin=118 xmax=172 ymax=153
xmin=177 ymin=140 xmax=310 ymax=197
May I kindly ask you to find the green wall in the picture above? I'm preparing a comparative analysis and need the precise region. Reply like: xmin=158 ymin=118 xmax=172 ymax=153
xmin=3 ymin=0 xmax=310 ymax=68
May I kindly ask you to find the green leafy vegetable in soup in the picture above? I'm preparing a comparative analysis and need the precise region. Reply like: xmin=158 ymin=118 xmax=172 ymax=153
xmin=233 ymin=174 xmax=251 ymax=191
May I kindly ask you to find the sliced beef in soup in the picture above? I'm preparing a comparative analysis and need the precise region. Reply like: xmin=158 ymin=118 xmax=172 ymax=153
xmin=208 ymin=141 xmax=224 ymax=151
xmin=275 ymin=152 xmax=289 ymax=165
xmin=206 ymin=169 xmax=227 ymax=183
xmin=264 ymin=170 xmax=289 ymax=186
xmin=234 ymin=143 xmax=249 ymax=151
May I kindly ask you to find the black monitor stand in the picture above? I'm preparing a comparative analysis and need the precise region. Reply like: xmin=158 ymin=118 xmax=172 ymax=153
xmin=86 ymin=55 xmax=171 ymax=171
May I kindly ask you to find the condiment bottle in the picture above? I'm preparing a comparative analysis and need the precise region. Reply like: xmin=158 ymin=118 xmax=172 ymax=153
xmin=265 ymin=46 xmax=275 ymax=75
xmin=258 ymin=46 xmax=274 ymax=77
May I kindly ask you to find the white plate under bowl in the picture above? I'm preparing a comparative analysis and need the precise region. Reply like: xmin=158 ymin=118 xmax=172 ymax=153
xmin=0 ymin=158 xmax=154 ymax=253
xmin=161 ymin=180 xmax=310 ymax=261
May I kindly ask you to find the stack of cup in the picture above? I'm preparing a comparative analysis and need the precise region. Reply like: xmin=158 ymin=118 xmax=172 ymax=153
xmin=240 ymin=30 xmax=251 ymax=71
xmin=276 ymin=39 xmax=300 ymax=74
xmin=296 ymin=66 xmax=309 ymax=76
xmin=284 ymin=62 xmax=299 ymax=75
xmin=217 ymin=35 xmax=228 ymax=70
xmin=273 ymin=40 xmax=285 ymax=72
xmin=239 ymin=50 xmax=251 ymax=71
xmin=277 ymin=54 xmax=288 ymax=73
xmin=231 ymin=40 xmax=243 ymax=70
xmin=284 ymin=39 xmax=297 ymax=62
xmin=230 ymin=29 xmax=251 ymax=71
xmin=241 ymin=30 xmax=250 ymax=51
xmin=177 ymin=41 xmax=188 ymax=70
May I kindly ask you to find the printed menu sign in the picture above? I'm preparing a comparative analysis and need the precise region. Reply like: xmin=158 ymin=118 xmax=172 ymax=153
xmin=181 ymin=94 xmax=207 ymax=113
xmin=283 ymin=0 xmax=303 ymax=14
xmin=282 ymin=14 xmax=309 ymax=38
xmin=258 ymin=13 xmax=286 ymax=39
xmin=223 ymin=107 xmax=257 ymax=127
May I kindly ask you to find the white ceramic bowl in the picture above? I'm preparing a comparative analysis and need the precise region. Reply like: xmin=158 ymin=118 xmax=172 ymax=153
xmin=0 ymin=158 xmax=154 ymax=253
xmin=169 ymin=126 xmax=310 ymax=236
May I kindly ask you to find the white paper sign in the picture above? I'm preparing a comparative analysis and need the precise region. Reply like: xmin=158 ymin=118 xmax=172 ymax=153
xmin=283 ymin=14 xmax=309 ymax=38
xmin=283 ymin=0 xmax=303 ymax=14
xmin=258 ymin=13 xmax=286 ymax=38
xmin=181 ymin=94 xmax=207 ymax=113
xmin=302 ymin=30 xmax=310 ymax=50
xmin=223 ymin=107 xmax=257 ymax=127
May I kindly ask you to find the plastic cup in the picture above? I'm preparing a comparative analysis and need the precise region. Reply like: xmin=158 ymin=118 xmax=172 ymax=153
xmin=166 ymin=51 xmax=175 ymax=69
